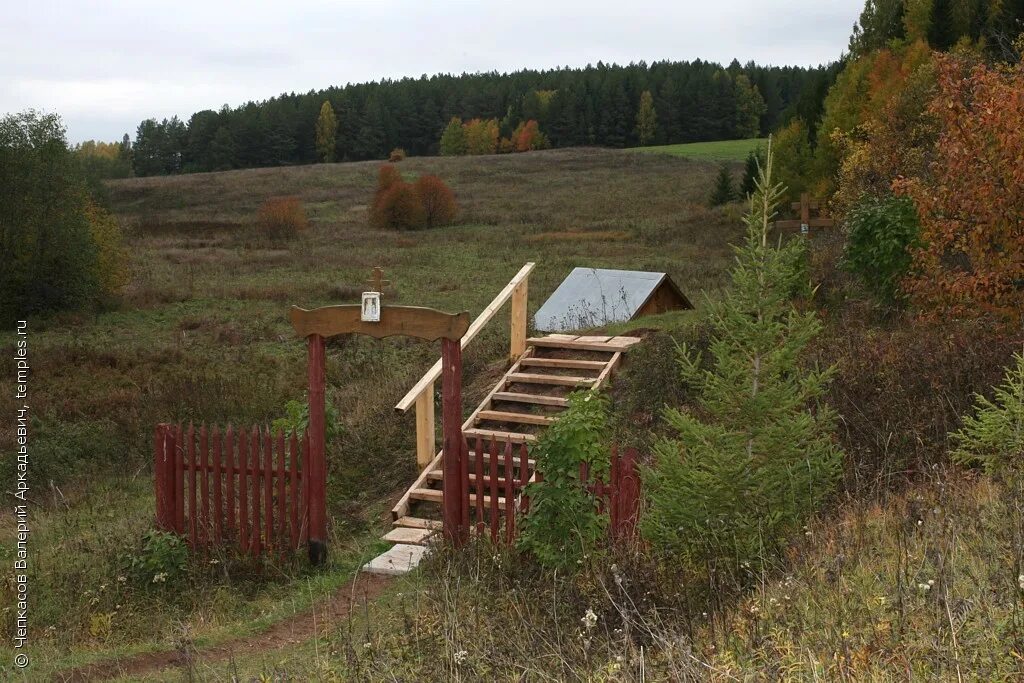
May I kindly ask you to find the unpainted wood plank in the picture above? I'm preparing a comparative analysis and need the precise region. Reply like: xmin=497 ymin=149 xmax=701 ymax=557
xmin=383 ymin=526 xmax=435 ymax=545
xmin=409 ymin=488 xmax=509 ymax=510
xmin=492 ymin=391 xmax=569 ymax=407
xmin=575 ymin=335 xmax=612 ymax=343
xmin=362 ymin=543 xmax=428 ymax=576
xmin=477 ymin=410 xmax=556 ymax=426
xmin=393 ymin=516 xmax=442 ymax=530
xmin=463 ymin=428 xmax=538 ymax=443
xmin=507 ymin=372 xmax=595 ymax=387
xmin=520 ymin=357 xmax=607 ymax=370
xmin=527 ymin=337 xmax=624 ymax=352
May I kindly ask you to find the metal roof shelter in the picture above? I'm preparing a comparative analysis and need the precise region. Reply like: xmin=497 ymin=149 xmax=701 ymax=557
xmin=533 ymin=268 xmax=693 ymax=333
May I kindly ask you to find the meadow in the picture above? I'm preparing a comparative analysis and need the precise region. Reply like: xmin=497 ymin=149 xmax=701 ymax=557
xmin=634 ymin=137 xmax=767 ymax=161
xmin=0 ymin=148 xmax=740 ymax=677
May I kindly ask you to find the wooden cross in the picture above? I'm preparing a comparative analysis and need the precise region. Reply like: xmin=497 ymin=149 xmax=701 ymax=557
xmin=772 ymin=193 xmax=835 ymax=237
xmin=367 ymin=267 xmax=391 ymax=294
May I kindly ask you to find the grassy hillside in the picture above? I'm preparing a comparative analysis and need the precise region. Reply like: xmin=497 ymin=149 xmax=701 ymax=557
xmin=635 ymin=138 xmax=767 ymax=161
xmin=0 ymin=148 xmax=741 ymax=676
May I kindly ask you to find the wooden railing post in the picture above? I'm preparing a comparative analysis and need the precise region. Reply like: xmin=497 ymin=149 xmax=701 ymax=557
xmin=307 ymin=333 xmax=328 ymax=564
xmin=441 ymin=337 xmax=467 ymax=546
xmin=510 ymin=275 xmax=528 ymax=362
xmin=415 ymin=380 xmax=435 ymax=468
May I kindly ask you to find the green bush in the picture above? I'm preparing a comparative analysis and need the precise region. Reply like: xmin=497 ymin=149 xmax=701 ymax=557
xmin=642 ymin=141 xmax=842 ymax=574
xmin=709 ymin=164 xmax=736 ymax=206
xmin=951 ymin=352 xmax=1024 ymax=475
xmin=843 ymin=194 xmax=920 ymax=304
xmin=519 ymin=392 xmax=610 ymax=569
xmin=127 ymin=530 xmax=188 ymax=587
xmin=0 ymin=111 xmax=102 ymax=323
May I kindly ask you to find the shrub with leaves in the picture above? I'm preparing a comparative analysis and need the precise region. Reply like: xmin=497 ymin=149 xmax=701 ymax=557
xmin=128 ymin=530 xmax=188 ymax=587
xmin=84 ymin=200 xmax=129 ymax=298
xmin=519 ymin=392 xmax=610 ymax=570
xmin=255 ymin=196 xmax=309 ymax=240
xmin=842 ymin=194 xmax=920 ymax=304
xmin=951 ymin=351 xmax=1024 ymax=475
xmin=371 ymin=180 xmax=425 ymax=231
xmin=897 ymin=53 xmax=1024 ymax=323
xmin=388 ymin=147 xmax=406 ymax=162
xmin=642 ymin=140 xmax=842 ymax=573
xmin=709 ymin=165 xmax=736 ymax=206
xmin=415 ymin=174 xmax=457 ymax=228
xmin=272 ymin=394 xmax=343 ymax=444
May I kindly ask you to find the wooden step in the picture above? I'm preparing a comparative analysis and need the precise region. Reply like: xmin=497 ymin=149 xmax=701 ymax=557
xmin=393 ymin=516 xmax=442 ymax=531
xmin=466 ymin=450 xmax=536 ymax=468
xmin=520 ymin=357 xmax=607 ymax=371
xmin=383 ymin=526 xmax=435 ymax=545
xmin=506 ymin=372 xmax=595 ymax=387
xmin=477 ymin=410 xmax=556 ymax=426
xmin=409 ymin=487 xmax=508 ymax=510
xmin=427 ymin=470 xmax=523 ymax=487
xmin=527 ymin=336 xmax=641 ymax=352
xmin=464 ymin=428 xmax=538 ymax=443
xmin=492 ymin=391 xmax=569 ymax=407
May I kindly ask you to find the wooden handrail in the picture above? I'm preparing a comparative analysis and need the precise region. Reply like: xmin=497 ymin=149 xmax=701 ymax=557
xmin=396 ymin=262 xmax=535 ymax=468
xmin=396 ymin=262 xmax=535 ymax=412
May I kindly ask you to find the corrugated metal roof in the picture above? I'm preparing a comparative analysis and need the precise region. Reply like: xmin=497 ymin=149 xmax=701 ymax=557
xmin=534 ymin=268 xmax=672 ymax=333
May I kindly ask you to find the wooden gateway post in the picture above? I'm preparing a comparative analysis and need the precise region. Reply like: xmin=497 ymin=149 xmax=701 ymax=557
xmin=290 ymin=268 xmax=471 ymax=562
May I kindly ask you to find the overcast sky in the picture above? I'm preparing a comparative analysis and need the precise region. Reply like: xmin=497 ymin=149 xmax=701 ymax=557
xmin=1 ymin=1 xmax=859 ymax=143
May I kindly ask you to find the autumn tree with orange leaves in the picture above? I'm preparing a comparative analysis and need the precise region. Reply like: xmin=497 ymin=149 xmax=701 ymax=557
xmin=897 ymin=53 xmax=1024 ymax=323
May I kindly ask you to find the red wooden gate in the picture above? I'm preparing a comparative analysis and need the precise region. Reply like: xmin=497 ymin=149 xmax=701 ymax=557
xmin=153 ymin=423 xmax=318 ymax=555
xmin=457 ymin=437 xmax=641 ymax=544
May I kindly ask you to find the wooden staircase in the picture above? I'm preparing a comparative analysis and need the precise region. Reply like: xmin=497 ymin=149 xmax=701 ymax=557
xmin=386 ymin=334 xmax=641 ymax=545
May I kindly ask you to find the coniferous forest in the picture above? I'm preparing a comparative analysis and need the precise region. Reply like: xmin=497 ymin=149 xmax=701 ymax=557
xmin=129 ymin=60 xmax=838 ymax=176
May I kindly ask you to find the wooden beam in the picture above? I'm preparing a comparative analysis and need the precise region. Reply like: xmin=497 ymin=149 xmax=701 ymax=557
xmin=506 ymin=372 xmax=596 ymax=387
xmin=510 ymin=277 xmax=528 ymax=362
xmin=526 ymin=336 xmax=642 ymax=352
xmin=520 ymin=357 xmax=606 ymax=370
xmin=414 ymin=381 xmax=435 ymax=469
xmin=463 ymin=428 xmax=538 ymax=443
xmin=477 ymin=410 xmax=556 ymax=426
xmin=396 ymin=263 xmax=535 ymax=412
xmin=492 ymin=391 xmax=569 ymax=407
xmin=773 ymin=218 xmax=835 ymax=231
xmin=290 ymin=304 xmax=470 ymax=341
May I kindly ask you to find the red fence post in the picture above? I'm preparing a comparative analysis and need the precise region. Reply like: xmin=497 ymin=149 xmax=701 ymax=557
xmin=474 ymin=436 xmax=485 ymax=536
xmin=504 ymin=441 xmax=515 ymax=544
xmin=440 ymin=337 xmax=466 ymax=546
xmin=225 ymin=425 xmax=235 ymax=538
xmin=489 ymin=438 xmax=499 ymax=543
xmin=212 ymin=426 xmax=223 ymax=544
xmin=238 ymin=426 xmax=249 ymax=553
xmin=306 ymin=333 xmax=328 ymax=564
xmin=174 ymin=423 xmax=185 ymax=535
xmin=154 ymin=424 xmax=175 ymax=531
xmin=251 ymin=425 xmax=262 ymax=556
xmin=619 ymin=447 xmax=641 ymax=541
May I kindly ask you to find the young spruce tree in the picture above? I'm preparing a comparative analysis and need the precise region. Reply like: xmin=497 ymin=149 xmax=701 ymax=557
xmin=709 ymin=164 xmax=736 ymax=206
xmin=643 ymin=140 xmax=842 ymax=574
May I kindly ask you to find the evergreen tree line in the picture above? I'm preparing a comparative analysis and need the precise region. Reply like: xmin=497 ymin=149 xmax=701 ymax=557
xmin=128 ymin=59 xmax=834 ymax=176
xmin=849 ymin=0 xmax=1024 ymax=59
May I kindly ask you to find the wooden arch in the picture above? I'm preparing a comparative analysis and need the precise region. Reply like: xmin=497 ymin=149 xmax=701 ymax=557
xmin=289 ymin=302 xmax=470 ymax=563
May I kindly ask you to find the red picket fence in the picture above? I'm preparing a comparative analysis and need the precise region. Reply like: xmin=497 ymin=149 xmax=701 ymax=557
xmin=153 ymin=423 xmax=321 ymax=556
xmin=459 ymin=437 xmax=641 ymax=545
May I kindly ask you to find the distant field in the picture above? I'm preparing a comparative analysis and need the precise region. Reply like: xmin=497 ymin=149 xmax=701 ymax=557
xmin=635 ymin=138 xmax=767 ymax=162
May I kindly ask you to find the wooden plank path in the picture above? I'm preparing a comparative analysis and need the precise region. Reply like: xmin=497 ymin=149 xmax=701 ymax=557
xmin=364 ymin=334 xmax=640 ymax=574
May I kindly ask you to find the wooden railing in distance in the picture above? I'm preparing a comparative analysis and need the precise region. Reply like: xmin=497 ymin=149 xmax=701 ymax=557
xmin=395 ymin=262 xmax=535 ymax=468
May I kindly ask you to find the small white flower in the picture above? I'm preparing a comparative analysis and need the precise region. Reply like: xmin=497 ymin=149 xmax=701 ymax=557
xmin=917 ymin=582 xmax=931 ymax=592
xmin=152 ymin=572 xmax=168 ymax=584
xmin=581 ymin=609 xmax=598 ymax=631
xmin=454 ymin=650 xmax=469 ymax=665
xmin=1018 ymin=574 xmax=1024 ymax=591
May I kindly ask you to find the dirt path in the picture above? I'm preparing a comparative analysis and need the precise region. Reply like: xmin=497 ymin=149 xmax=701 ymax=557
xmin=56 ymin=572 xmax=392 ymax=682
